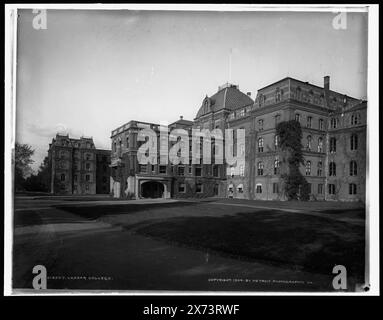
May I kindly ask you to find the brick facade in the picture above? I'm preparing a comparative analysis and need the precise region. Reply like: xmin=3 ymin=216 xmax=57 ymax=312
xmin=111 ymin=77 xmax=367 ymax=202
xmin=48 ymin=134 xmax=111 ymax=195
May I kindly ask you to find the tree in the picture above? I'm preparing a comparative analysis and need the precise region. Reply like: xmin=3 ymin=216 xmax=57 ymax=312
xmin=276 ymin=120 xmax=310 ymax=201
xmin=24 ymin=156 xmax=50 ymax=192
xmin=14 ymin=143 xmax=35 ymax=191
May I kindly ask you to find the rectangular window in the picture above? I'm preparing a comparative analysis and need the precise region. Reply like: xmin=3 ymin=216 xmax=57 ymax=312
xmin=307 ymin=183 xmax=312 ymax=194
xmin=307 ymin=116 xmax=312 ymax=128
xmin=85 ymin=174 xmax=90 ymax=182
xmin=139 ymin=164 xmax=147 ymax=173
xmin=273 ymin=183 xmax=279 ymax=194
xmin=178 ymin=166 xmax=185 ymax=176
xmin=178 ymin=183 xmax=186 ymax=193
xmin=349 ymin=183 xmax=357 ymax=195
xmin=317 ymin=162 xmax=323 ymax=176
xmin=351 ymin=134 xmax=358 ymax=151
xmin=214 ymin=184 xmax=219 ymax=196
xmin=318 ymin=183 xmax=323 ymax=194
xmin=328 ymin=184 xmax=336 ymax=195
xmin=213 ymin=165 xmax=219 ymax=177
xmin=85 ymin=184 xmax=89 ymax=191
xmin=74 ymin=174 xmax=78 ymax=182
xmin=196 ymin=183 xmax=203 ymax=193
xmin=319 ymin=119 xmax=324 ymax=130
xmin=195 ymin=166 xmax=202 ymax=177
xmin=86 ymin=163 xmax=91 ymax=170
xmin=330 ymin=138 xmax=336 ymax=153
xmin=151 ymin=165 xmax=155 ymax=173
xmin=239 ymin=165 xmax=245 ymax=177
xmin=159 ymin=165 xmax=167 ymax=174
xmin=258 ymin=119 xmax=264 ymax=131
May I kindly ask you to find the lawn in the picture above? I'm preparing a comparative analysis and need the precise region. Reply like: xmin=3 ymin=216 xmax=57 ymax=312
xmin=133 ymin=209 xmax=365 ymax=280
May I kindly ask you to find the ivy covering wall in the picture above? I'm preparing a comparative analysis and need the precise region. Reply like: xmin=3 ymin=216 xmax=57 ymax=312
xmin=276 ymin=120 xmax=310 ymax=201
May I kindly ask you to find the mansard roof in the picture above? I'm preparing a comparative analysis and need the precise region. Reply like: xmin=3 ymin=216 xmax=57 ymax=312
xmin=195 ymin=83 xmax=254 ymax=119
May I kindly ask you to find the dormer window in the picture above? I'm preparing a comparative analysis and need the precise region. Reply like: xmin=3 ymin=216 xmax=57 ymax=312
xmin=330 ymin=118 xmax=338 ymax=129
xmin=258 ymin=119 xmax=263 ymax=131
xmin=258 ymin=94 xmax=264 ymax=107
xmin=351 ymin=113 xmax=360 ymax=126
xmin=275 ymin=88 xmax=282 ymax=102
xmin=308 ymin=90 xmax=314 ymax=103
xmin=296 ymin=87 xmax=302 ymax=99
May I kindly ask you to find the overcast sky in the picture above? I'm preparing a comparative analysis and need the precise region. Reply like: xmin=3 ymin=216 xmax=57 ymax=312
xmin=16 ymin=9 xmax=368 ymax=171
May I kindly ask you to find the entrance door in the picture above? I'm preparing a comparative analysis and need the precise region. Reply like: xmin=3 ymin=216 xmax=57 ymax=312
xmin=141 ymin=181 xmax=164 ymax=198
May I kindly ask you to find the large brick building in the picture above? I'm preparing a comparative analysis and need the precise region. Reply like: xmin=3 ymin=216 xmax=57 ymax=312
xmin=110 ymin=76 xmax=366 ymax=202
xmin=48 ymin=134 xmax=111 ymax=195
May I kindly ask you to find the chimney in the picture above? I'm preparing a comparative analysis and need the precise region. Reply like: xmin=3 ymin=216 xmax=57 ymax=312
xmin=180 ymin=116 xmax=183 ymax=120
xmin=324 ymin=76 xmax=330 ymax=91
xmin=247 ymin=92 xmax=251 ymax=97
xmin=323 ymin=76 xmax=330 ymax=108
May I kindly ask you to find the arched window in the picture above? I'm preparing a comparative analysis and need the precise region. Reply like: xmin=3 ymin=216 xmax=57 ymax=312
xmin=329 ymin=162 xmax=336 ymax=176
xmin=306 ymin=135 xmax=312 ymax=151
xmin=317 ymin=161 xmax=323 ymax=176
xmin=351 ymin=134 xmax=358 ymax=150
xmin=257 ymin=161 xmax=264 ymax=176
xmin=349 ymin=183 xmax=357 ymax=195
xmin=330 ymin=137 xmax=336 ymax=153
xmin=274 ymin=158 xmax=280 ymax=175
xmin=258 ymin=137 xmax=264 ymax=153
xmin=318 ymin=137 xmax=323 ymax=152
xmin=350 ymin=161 xmax=357 ymax=176
xmin=305 ymin=161 xmax=311 ymax=176
xmin=295 ymin=113 xmax=301 ymax=122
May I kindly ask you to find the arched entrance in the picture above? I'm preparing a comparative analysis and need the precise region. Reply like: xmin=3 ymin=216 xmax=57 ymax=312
xmin=141 ymin=181 xmax=165 ymax=198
